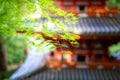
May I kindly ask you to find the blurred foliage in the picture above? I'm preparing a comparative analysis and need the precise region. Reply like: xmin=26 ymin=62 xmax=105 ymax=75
xmin=0 ymin=0 xmax=78 ymax=47
xmin=109 ymin=42 xmax=120 ymax=56
xmin=0 ymin=0 xmax=78 ymax=69
xmin=0 ymin=69 xmax=15 ymax=80
xmin=107 ymin=0 xmax=120 ymax=9
xmin=6 ymin=35 xmax=25 ymax=65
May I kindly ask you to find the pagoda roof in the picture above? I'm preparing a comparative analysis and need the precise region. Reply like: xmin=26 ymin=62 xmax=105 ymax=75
xmin=24 ymin=68 xmax=120 ymax=80
xmin=39 ymin=16 xmax=120 ymax=35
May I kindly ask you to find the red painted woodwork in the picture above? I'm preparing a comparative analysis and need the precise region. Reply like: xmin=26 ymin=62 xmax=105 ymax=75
xmin=54 ymin=0 xmax=119 ymax=17
xmin=42 ymin=0 xmax=120 ymax=68
xmin=46 ymin=38 xmax=120 ymax=69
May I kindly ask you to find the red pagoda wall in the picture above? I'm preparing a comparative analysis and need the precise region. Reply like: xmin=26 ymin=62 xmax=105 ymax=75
xmin=54 ymin=0 xmax=118 ymax=17
xmin=46 ymin=39 xmax=120 ymax=69
xmin=45 ymin=0 xmax=120 ymax=69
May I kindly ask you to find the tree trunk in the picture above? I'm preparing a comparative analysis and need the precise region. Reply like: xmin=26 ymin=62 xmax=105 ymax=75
xmin=0 ymin=42 xmax=7 ymax=72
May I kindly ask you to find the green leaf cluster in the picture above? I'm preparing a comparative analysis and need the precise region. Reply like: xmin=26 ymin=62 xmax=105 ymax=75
xmin=107 ymin=0 xmax=120 ymax=9
xmin=109 ymin=42 xmax=120 ymax=56
xmin=0 ymin=0 xmax=79 ymax=66
xmin=6 ymin=35 xmax=25 ymax=65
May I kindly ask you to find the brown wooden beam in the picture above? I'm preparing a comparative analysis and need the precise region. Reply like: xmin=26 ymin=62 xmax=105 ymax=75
xmin=16 ymin=31 xmax=120 ymax=40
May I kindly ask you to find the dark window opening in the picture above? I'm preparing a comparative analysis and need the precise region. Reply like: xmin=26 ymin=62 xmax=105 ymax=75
xmin=77 ymin=55 xmax=86 ymax=62
xmin=50 ymin=51 xmax=54 ymax=56
xmin=94 ymin=55 xmax=103 ymax=60
xmin=109 ymin=56 xmax=116 ymax=60
xmin=78 ymin=6 xmax=85 ymax=11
